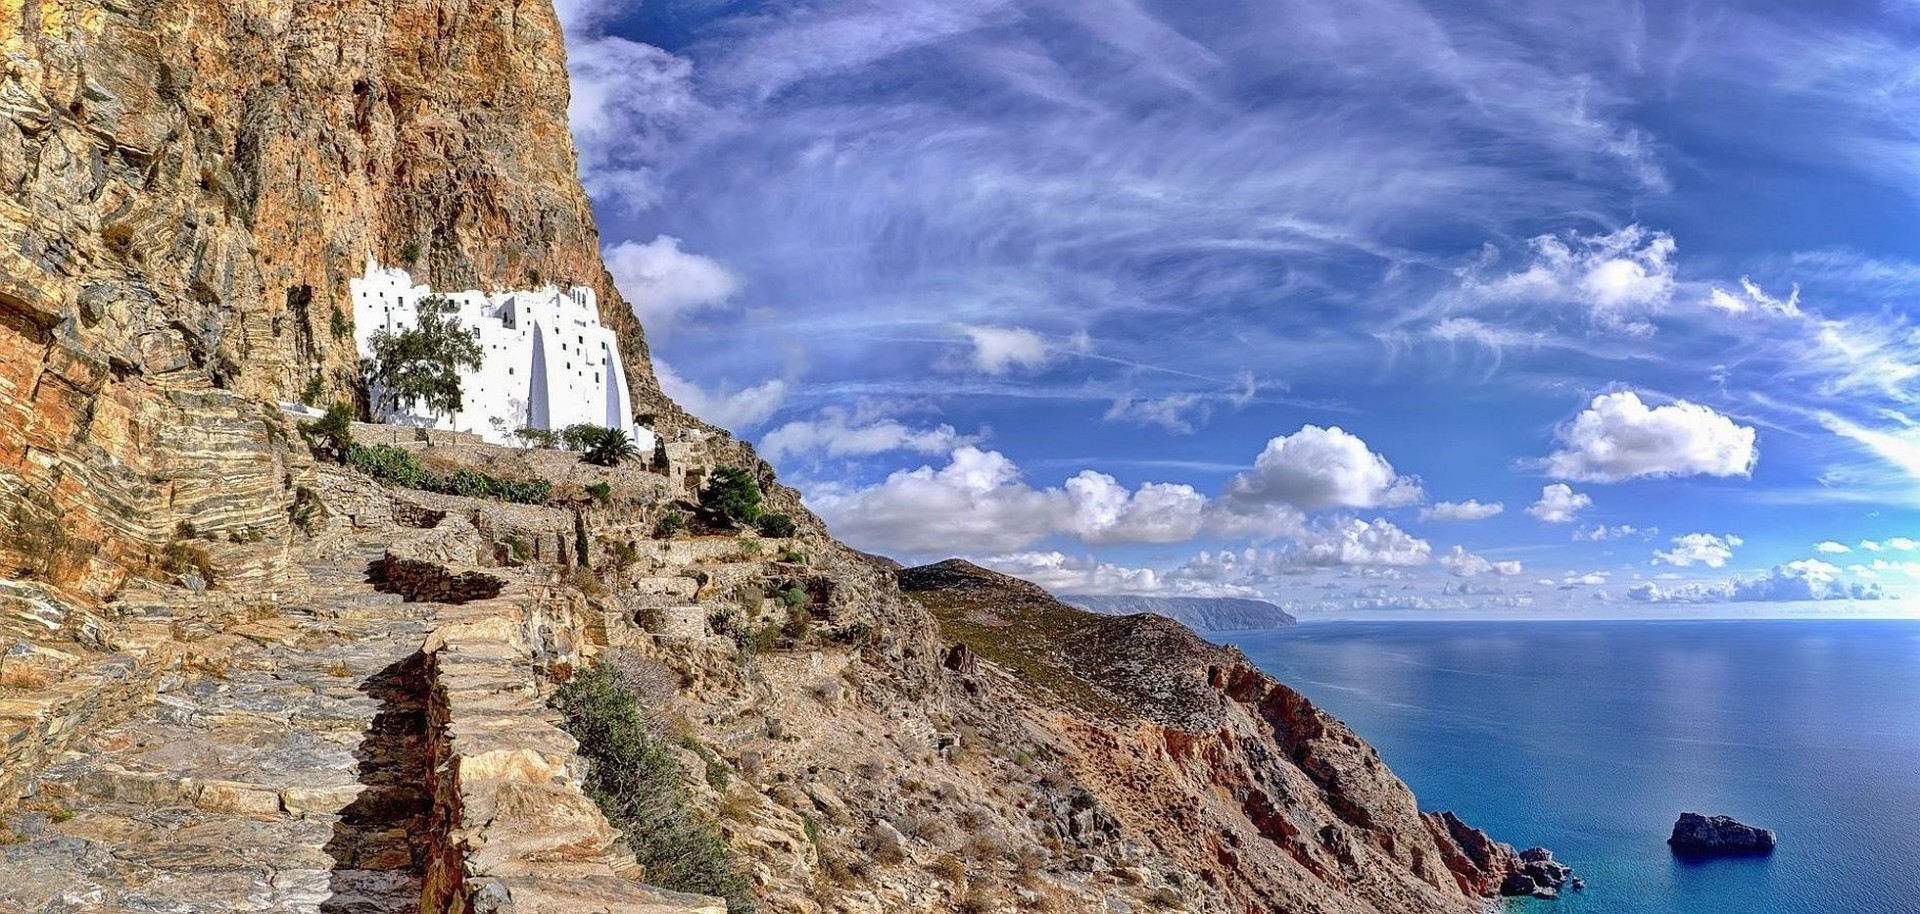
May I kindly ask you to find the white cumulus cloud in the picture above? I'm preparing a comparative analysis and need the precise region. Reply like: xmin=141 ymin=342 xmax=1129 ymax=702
xmin=807 ymin=447 xmax=1213 ymax=556
xmin=1470 ymin=226 xmax=1677 ymax=334
xmin=1576 ymin=523 xmax=1653 ymax=541
xmin=759 ymin=407 xmax=971 ymax=462
xmin=953 ymin=325 xmax=1076 ymax=375
xmin=606 ymin=236 xmax=742 ymax=332
xmin=1221 ymin=425 xmax=1423 ymax=513
xmin=1814 ymin=540 xmax=1852 ymax=554
xmin=1544 ymin=391 xmax=1758 ymax=483
xmin=656 ymin=361 xmax=787 ymax=432
xmin=1287 ymin=518 xmax=1432 ymax=569
xmin=1628 ymin=560 xmax=1883 ymax=603
xmin=1439 ymin=546 xmax=1523 ymax=577
xmin=1527 ymin=484 xmax=1592 ymax=523
xmin=1420 ymin=499 xmax=1504 ymax=522
xmin=1652 ymin=533 xmax=1744 ymax=568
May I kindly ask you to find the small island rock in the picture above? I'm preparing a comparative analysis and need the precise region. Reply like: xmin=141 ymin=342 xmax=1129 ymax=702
xmin=1668 ymin=812 xmax=1777 ymax=855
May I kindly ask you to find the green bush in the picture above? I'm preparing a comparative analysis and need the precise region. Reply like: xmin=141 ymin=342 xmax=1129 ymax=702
xmin=514 ymin=426 xmax=561 ymax=449
xmin=561 ymin=423 xmax=611 ymax=452
xmin=652 ymin=436 xmax=669 ymax=471
xmin=299 ymin=375 xmax=325 ymax=407
xmin=288 ymin=486 xmax=323 ymax=536
xmin=504 ymin=535 xmax=532 ymax=564
xmin=298 ymin=403 xmax=356 ymax=464
xmin=586 ymin=481 xmax=613 ymax=505
xmin=550 ymin=666 xmax=756 ymax=912
xmin=756 ymin=513 xmax=796 ymax=538
xmin=160 ymin=540 xmax=215 ymax=587
xmin=348 ymin=443 xmax=425 ymax=487
xmin=654 ymin=510 xmax=687 ymax=538
xmin=700 ymin=467 xmax=762 ymax=528
xmin=345 ymin=444 xmax=552 ymax=505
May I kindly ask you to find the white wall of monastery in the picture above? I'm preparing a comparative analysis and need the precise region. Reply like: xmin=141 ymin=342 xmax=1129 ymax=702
xmin=351 ymin=258 xmax=654 ymax=450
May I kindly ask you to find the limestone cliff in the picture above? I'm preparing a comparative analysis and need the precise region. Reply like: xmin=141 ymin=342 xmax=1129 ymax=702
xmin=0 ymin=0 xmax=669 ymax=601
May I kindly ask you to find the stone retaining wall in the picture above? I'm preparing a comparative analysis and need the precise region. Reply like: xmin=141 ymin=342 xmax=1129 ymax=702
xmin=372 ymin=556 xmax=506 ymax=605
xmin=416 ymin=584 xmax=723 ymax=914
xmin=349 ymin=421 xmax=488 ymax=449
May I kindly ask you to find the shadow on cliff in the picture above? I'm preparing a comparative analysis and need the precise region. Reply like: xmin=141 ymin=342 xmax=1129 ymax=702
xmin=322 ymin=651 xmax=433 ymax=913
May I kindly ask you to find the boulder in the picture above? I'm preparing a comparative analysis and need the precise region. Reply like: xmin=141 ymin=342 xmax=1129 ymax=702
xmin=1498 ymin=873 xmax=1538 ymax=897
xmin=1668 ymin=812 xmax=1777 ymax=855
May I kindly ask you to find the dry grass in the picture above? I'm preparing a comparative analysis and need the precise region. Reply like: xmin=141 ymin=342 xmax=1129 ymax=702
xmin=931 ymin=853 xmax=968 ymax=883
xmin=0 ymin=663 xmax=57 ymax=694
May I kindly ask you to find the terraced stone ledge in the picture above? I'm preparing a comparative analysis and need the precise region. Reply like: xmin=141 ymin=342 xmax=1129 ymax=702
xmin=0 ymin=582 xmax=181 ymax=811
xmin=414 ymin=569 xmax=723 ymax=914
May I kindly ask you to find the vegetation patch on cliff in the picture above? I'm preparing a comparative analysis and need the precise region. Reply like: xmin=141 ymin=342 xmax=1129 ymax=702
xmin=551 ymin=660 xmax=756 ymax=913
xmin=902 ymin=560 xmax=1133 ymax=719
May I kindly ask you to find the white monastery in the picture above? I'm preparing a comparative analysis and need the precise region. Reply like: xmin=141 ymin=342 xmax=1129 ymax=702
xmin=351 ymin=258 xmax=654 ymax=449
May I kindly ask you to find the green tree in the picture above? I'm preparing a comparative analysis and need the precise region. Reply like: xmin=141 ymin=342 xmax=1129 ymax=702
xmin=364 ymin=296 xmax=483 ymax=422
xmin=700 ymin=467 xmax=762 ymax=528
xmin=756 ymin=513 xmax=796 ymax=538
xmin=298 ymin=403 xmax=356 ymax=464
xmin=583 ymin=429 xmax=640 ymax=467
xmin=514 ymin=426 xmax=561 ymax=449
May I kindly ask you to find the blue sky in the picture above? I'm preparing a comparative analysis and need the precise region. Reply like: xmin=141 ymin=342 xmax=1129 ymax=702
xmin=555 ymin=0 xmax=1920 ymax=617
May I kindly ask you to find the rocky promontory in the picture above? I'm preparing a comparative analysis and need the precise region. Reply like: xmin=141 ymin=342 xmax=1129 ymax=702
xmin=1669 ymin=812 xmax=1778 ymax=855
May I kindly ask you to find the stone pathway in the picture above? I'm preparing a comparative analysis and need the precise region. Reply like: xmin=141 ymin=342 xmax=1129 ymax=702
xmin=0 ymin=545 xmax=441 ymax=914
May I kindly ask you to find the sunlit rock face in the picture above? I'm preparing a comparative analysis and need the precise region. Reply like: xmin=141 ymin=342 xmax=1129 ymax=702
xmin=0 ymin=0 xmax=664 ymax=596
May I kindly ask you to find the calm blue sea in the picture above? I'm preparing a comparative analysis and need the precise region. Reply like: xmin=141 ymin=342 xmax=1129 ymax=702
xmin=1220 ymin=621 xmax=1920 ymax=914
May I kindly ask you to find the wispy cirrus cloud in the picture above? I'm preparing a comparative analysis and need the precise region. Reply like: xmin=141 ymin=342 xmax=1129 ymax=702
xmin=561 ymin=1 xmax=1920 ymax=614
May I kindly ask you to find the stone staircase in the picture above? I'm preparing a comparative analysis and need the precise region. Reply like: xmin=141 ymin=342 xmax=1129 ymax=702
xmin=1 ymin=504 xmax=730 ymax=914
xmin=0 ymin=544 xmax=435 ymax=914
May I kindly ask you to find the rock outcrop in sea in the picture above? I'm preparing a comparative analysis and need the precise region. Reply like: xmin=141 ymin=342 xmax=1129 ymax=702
xmin=1669 ymin=812 xmax=1778 ymax=855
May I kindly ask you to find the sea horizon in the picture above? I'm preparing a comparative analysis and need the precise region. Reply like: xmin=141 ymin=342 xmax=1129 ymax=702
xmin=1287 ymin=608 xmax=1920 ymax=623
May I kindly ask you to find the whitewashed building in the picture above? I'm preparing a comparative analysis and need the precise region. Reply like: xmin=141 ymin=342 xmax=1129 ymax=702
xmin=351 ymin=258 xmax=654 ymax=450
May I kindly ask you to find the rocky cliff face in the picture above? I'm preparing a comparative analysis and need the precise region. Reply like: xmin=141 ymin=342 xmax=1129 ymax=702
xmin=0 ymin=0 xmax=669 ymax=601
xmin=0 ymin=4 xmax=1554 ymax=913
xmin=901 ymin=560 xmax=1536 ymax=913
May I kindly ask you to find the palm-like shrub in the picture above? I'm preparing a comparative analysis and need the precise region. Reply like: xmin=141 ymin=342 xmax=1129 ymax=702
xmin=583 ymin=429 xmax=640 ymax=467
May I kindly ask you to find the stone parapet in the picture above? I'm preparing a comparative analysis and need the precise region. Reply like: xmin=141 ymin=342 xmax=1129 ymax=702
xmin=416 ymin=569 xmax=721 ymax=914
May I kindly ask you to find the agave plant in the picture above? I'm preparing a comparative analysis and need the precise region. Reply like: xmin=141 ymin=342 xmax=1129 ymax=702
xmin=583 ymin=428 xmax=640 ymax=467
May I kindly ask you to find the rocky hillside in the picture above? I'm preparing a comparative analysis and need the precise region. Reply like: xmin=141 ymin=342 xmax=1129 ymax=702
xmin=903 ymin=560 xmax=1544 ymax=911
xmin=1062 ymin=594 xmax=1299 ymax=631
xmin=0 ymin=3 xmax=1560 ymax=913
